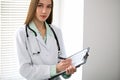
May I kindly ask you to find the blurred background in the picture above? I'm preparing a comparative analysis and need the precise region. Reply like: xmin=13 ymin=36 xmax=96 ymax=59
xmin=83 ymin=0 xmax=120 ymax=80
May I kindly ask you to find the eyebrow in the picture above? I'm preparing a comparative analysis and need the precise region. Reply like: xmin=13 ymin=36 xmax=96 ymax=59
xmin=38 ymin=3 xmax=52 ymax=5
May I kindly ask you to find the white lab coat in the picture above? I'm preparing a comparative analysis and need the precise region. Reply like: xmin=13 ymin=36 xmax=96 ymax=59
xmin=16 ymin=24 xmax=66 ymax=80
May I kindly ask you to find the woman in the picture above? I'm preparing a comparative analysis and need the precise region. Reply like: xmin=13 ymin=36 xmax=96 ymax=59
xmin=16 ymin=0 xmax=76 ymax=80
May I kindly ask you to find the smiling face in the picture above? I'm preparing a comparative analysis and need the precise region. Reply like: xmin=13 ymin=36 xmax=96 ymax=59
xmin=34 ymin=0 xmax=52 ymax=23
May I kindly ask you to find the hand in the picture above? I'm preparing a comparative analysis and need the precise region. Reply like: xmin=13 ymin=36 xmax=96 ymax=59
xmin=56 ymin=58 xmax=72 ymax=73
xmin=66 ymin=65 xmax=76 ymax=75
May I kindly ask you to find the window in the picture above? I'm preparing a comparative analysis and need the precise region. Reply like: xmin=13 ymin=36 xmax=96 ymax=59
xmin=0 ymin=0 xmax=29 ymax=79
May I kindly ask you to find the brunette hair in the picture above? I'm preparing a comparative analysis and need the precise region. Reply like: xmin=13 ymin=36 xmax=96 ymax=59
xmin=24 ymin=0 xmax=53 ymax=25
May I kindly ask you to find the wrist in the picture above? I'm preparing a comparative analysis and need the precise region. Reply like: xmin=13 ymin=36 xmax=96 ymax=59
xmin=56 ymin=64 xmax=60 ymax=73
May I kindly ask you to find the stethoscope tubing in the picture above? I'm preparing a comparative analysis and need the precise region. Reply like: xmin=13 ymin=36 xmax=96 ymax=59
xmin=25 ymin=24 xmax=64 ymax=58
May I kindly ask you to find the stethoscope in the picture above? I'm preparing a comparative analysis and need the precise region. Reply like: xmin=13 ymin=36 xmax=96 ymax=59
xmin=25 ymin=24 xmax=66 ymax=60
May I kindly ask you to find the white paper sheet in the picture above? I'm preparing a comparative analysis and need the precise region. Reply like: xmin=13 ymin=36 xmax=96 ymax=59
xmin=69 ymin=47 xmax=90 ymax=67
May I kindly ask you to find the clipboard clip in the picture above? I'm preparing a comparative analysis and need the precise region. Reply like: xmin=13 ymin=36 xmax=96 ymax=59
xmin=76 ymin=52 xmax=89 ymax=68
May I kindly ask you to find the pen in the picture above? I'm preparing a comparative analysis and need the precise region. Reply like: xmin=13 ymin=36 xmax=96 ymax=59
xmin=58 ymin=56 xmax=66 ymax=60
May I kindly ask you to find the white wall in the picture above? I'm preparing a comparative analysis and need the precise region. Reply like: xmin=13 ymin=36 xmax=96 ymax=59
xmin=59 ymin=0 xmax=84 ymax=80
xmin=52 ymin=0 xmax=61 ymax=27
xmin=83 ymin=0 xmax=120 ymax=80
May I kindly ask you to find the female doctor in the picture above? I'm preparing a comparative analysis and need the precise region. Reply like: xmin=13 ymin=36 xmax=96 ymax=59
xmin=16 ymin=0 xmax=76 ymax=80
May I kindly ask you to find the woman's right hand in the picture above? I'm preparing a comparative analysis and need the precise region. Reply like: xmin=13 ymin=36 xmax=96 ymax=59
xmin=56 ymin=58 xmax=72 ymax=73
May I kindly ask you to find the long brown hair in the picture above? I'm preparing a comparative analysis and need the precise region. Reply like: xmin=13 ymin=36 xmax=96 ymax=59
xmin=25 ymin=0 xmax=53 ymax=25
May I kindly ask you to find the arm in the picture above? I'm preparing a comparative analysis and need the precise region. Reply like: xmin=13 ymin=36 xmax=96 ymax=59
xmin=51 ymin=26 xmax=76 ymax=78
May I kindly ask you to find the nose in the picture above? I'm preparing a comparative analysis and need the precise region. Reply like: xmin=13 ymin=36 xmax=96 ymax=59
xmin=42 ymin=7 xmax=47 ymax=13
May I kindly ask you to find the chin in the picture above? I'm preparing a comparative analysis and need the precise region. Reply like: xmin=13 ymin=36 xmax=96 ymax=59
xmin=39 ymin=19 xmax=47 ymax=22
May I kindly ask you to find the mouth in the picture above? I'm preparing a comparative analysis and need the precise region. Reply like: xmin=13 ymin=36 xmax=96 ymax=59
xmin=40 ymin=15 xmax=47 ymax=19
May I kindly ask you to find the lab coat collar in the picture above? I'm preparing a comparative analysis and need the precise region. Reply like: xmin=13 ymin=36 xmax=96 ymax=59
xmin=29 ymin=21 xmax=53 ymax=37
xmin=28 ymin=21 xmax=54 ymax=51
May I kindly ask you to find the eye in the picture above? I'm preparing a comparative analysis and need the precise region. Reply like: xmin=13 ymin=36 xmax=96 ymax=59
xmin=37 ymin=4 xmax=43 ymax=7
xmin=47 ymin=5 xmax=52 ymax=8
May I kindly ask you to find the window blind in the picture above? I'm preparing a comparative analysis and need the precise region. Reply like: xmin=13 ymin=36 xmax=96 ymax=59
xmin=0 ymin=0 xmax=30 ymax=80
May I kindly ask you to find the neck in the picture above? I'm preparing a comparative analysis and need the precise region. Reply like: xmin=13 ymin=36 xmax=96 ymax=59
xmin=33 ymin=18 xmax=46 ymax=39
xmin=33 ymin=18 xmax=45 ymax=30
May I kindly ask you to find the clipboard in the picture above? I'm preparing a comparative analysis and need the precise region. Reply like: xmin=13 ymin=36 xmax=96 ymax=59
xmin=49 ymin=47 xmax=90 ymax=80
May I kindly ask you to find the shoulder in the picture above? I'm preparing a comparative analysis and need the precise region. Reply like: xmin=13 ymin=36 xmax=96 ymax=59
xmin=50 ymin=24 xmax=62 ymax=34
xmin=49 ymin=24 xmax=64 ymax=40
xmin=16 ymin=24 xmax=26 ymax=33
xmin=15 ymin=24 xmax=26 ymax=38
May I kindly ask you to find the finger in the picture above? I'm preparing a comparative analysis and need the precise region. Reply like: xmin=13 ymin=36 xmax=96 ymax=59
xmin=71 ymin=66 xmax=76 ymax=74
xmin=69 ymin=66 xmax=74 ymax=74
xmin=66 ymin=58 xmax=72 ymax=63
xmin=65 ymin=59 xmax=72 ymax=65
xmin=66 ymin=66 xmax=76 ymax=74
xmin=66 ymin=66 xmax=73 ymax=74
xmin=66 ymin=67 xmax=70 ymax=75
xmin=62 ymin=62 xmax=71 ymax=67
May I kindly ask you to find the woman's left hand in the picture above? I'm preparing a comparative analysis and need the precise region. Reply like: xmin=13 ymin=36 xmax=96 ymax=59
xmin=65 ymin=65 xmax=76 ymax=75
